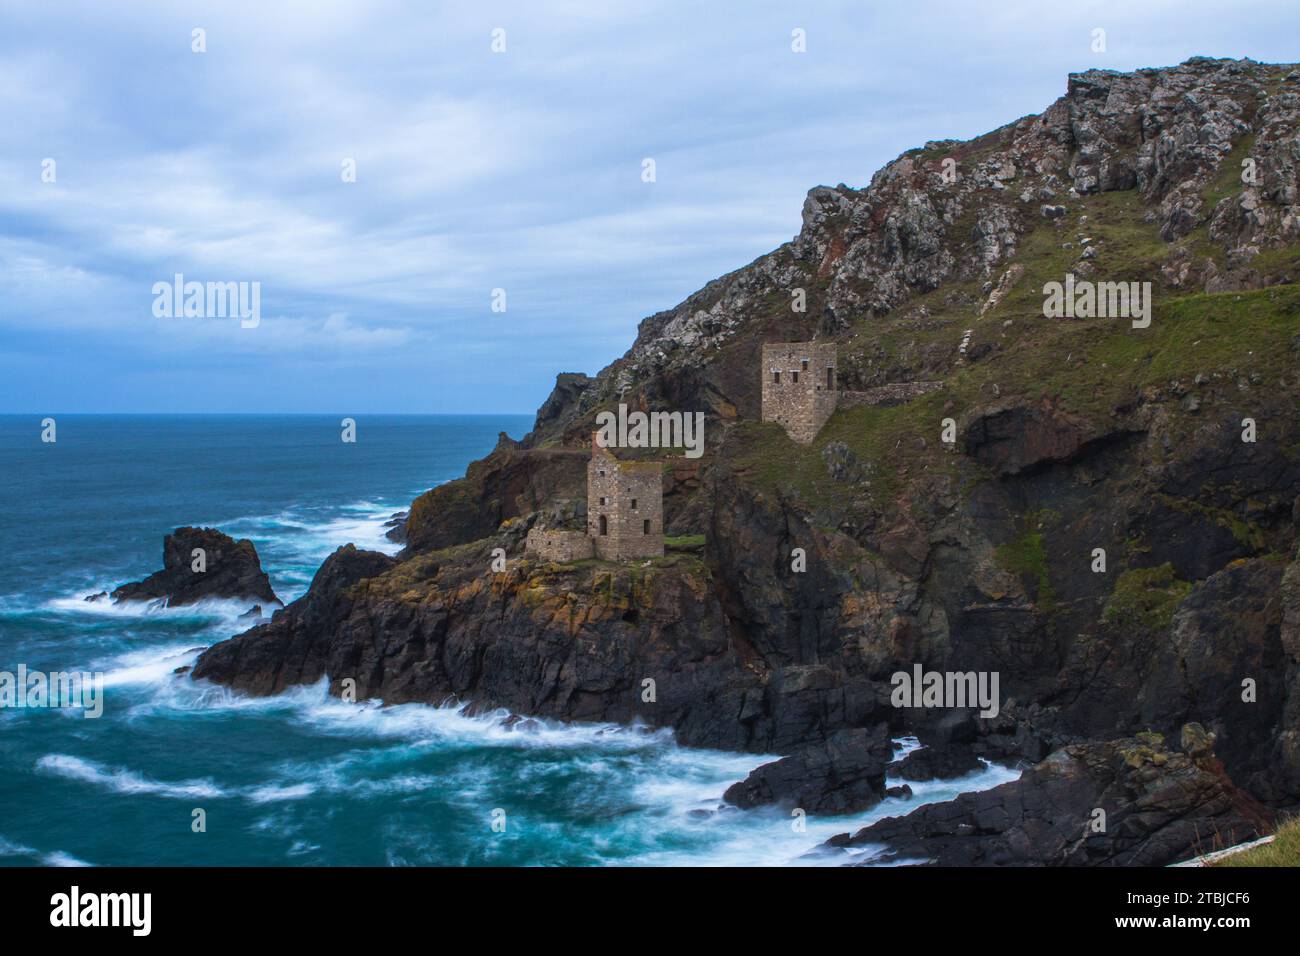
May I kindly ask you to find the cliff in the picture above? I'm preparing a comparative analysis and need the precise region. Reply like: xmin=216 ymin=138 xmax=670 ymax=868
xmin=193 ymin=58 xmax=1300 ymax=864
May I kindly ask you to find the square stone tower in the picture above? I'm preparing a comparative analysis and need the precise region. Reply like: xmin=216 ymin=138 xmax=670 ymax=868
xmin=761 ymin=342 xmax=838 ymax=443
xmin=588 ymin=438 xmax=664 ymax=560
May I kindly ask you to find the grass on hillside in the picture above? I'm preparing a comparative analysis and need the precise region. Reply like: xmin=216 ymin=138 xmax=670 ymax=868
xmin=1101 ymin=563 xmax=1192 ymax=633
xmin=729 ymin=177 xmax=1300 ymax=518
xmin=1212 ymin=817 xmax=1300 ymax=867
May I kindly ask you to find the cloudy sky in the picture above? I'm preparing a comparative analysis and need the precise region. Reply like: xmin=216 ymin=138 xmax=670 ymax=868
xmin=2 ymin=1 xmax=1296 ymax=414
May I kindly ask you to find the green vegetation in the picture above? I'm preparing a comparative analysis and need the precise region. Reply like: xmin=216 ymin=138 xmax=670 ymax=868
xmin=699 ymin=164 xmax=1300 ymax=556
xmin=1155 ymin=494 xmax=1268 ymax=551
xmin=664 ymin=534 xmax=706 ymax=552
xmin=1102 ymin=563 xmax=1192 ymax=633
xmin=1212 ymin=817 xmax=1300 ymax=867
xmin=995 ymin=513 xmax=1056 ymax=609
xmin=727 ymin=389 xmax=956 ymax=513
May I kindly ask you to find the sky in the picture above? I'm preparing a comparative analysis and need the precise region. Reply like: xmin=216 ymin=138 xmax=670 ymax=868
xmin=1 ymin=1 xmax=1297 ymax=415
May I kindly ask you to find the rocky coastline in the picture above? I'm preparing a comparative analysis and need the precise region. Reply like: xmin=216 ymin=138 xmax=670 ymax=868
xmin=182 ymin=58 xmax=1299 ymax=866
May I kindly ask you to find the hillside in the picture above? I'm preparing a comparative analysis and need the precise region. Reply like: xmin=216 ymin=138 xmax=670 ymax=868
xmin=193 ymin=57 xmax=1300 ymax=865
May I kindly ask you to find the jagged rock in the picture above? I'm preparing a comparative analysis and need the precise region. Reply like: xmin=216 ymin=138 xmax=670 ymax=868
xmin=529 ymin=373 xmax=593 ymax=439
xmin=192 ymin=544 xmax=397 ymax=694
xmin=404 ymin=442 xmax=590 ymax=553
xmin=383 ymin=511 xmax=408 ymax=543
xmin=839 ymin=729 xmax=1270 ymax=866
xmin=723 ymin=725 xmax=895 ymax=814
xmin=111 ymin=527 xmax=279 ymax=609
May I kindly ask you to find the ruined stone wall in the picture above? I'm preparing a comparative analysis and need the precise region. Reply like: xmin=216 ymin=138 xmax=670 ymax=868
xmin=838 ymin=381 xmax=944 ymax=409
xmin=761 ymin=342 xmax=839 ymax=443
xmin=525 ymin=527 xmax=595 ymax=562
xmin=588 ymin=443 xmax=664 ymax=560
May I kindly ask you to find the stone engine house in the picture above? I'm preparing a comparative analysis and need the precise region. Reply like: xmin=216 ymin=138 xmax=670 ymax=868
xmin=524 ymin=437 xmax=665 ymax=562
xmin=761 ymin=341 xmax=838 ymax=443
xmin=587 ymin=439 xmax=664 ymax=560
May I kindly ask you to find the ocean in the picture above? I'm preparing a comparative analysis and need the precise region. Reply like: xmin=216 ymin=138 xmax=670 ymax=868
xmin=0 ymin=414 xmax=1017 ymax=866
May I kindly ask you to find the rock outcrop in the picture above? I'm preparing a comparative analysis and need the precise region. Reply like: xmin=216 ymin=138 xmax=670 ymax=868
xmin=723 ymin=725 xmax=896 ymax=814
xmin=837 ymin=726 xmax=1271 ymax=866
xmin=112 ymin=527 xmax=279 ymax=610
xmin=188 ymin=58 xmax=1300 ymax=864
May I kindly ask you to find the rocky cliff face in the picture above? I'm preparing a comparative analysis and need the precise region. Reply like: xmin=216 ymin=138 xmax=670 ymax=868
xmin=193 ymin=58 xmax=1300 ymax=864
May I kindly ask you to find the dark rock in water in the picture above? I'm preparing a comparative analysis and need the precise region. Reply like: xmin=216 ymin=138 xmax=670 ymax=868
xmin=384 ymin=511 xmax=408 ymax=544
xmin=890 ymin=744 xmax=986 ymax=782
xmin=173 ymin=665 xmax=191 ymax=675
xmin=500 ymin=713 xmax=542 ymax=733
xmin=839 ymin=727 xmax=1271 ymax=866
xmin=84 ymin=591 xmax=108 ymax=603
xmin=238 ymin=605 xmax=264 ymax=622
xmin=111 ymin=527 xmax=279 ymax=610
xmin=723 ymin=725 xmax=895 ymax=814
xmin=884 ymin=785 xmax=913 ymax=800
xmin=191 ymin=544 xmax=398 ymax=694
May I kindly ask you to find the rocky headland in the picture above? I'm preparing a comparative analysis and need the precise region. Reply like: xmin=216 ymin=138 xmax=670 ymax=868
xmin=190 ymin=58 xmax=1300 ymax=865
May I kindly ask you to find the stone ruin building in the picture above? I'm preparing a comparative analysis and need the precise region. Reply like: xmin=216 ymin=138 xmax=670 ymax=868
xmin=524 ymin=435 xmax=665 ymax=562
xmin=761 ymin=341 xmax=838 ymax=443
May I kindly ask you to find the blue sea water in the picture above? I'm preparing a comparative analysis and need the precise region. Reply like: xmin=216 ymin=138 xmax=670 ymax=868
xmin=0 ymin=414 xmax=1017 ymax=866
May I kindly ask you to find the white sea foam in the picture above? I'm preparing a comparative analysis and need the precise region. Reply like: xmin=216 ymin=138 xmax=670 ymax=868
xmin=0 ymin=836 xmax=92 ymax=867
xmin=155 ymin=675 xmax=675 ymax=753
xmin=43 ymin=850 xmax=93 ymax=867
xmin=246 ymin=782 xmax=318 ymax=804
xmin=35 ymin=753 xmax=227 ymax=800
xmin=46 ymin=591 xmax=268 ymax=627
xmin=221 ymin=499 xmax=404 ymax=601
xmin=31 ymin=497 xmax=403 ymax=622
xmin=97 ymin=643 xmax=203 ymax=689
xmin=620 ymin=753 xmax=1021 ymax=867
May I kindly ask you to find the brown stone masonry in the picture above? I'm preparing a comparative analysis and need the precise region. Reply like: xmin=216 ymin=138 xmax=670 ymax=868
xmin=587 ymin=439 xmax=665 ymax=560
xmin=761 ymin=341 xmax=944 ymax=443
xmin=524 ymin=527 xmax=595 ymax=562
xmin=761 ymin=342 xmax=838 ymax=443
